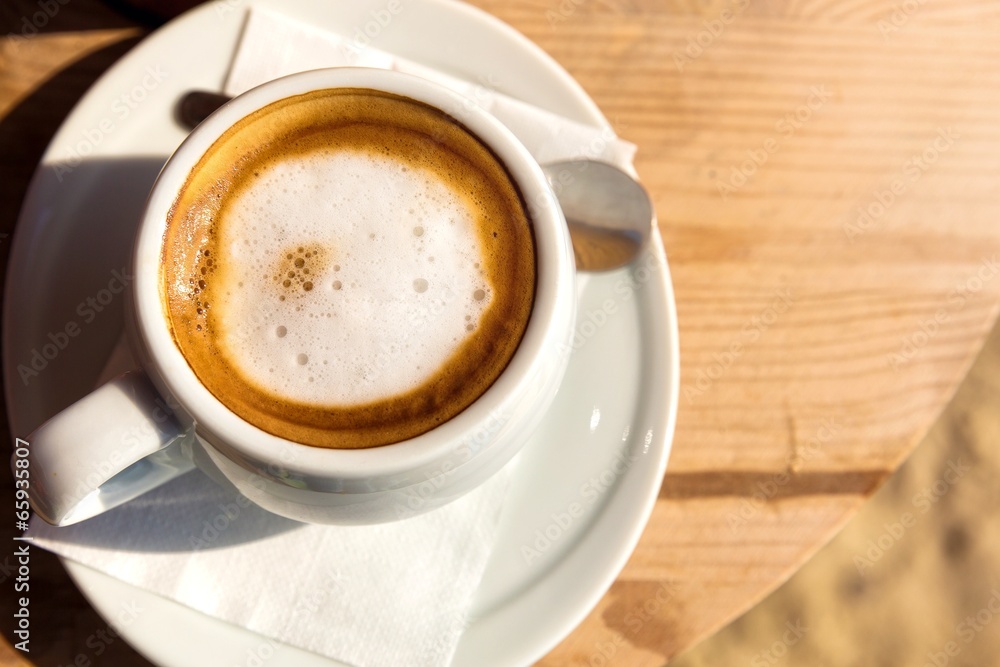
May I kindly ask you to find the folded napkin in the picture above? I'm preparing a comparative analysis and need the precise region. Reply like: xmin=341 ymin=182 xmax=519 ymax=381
xmin=225 ymin=8 xmax=636 ymax=168
xmin=29 ymin=8 xmax=636 ymax=667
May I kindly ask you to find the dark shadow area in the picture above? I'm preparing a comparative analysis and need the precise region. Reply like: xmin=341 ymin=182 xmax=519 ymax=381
xmin=4 ymin=158 xmax=167 ymax=429
xmin=0 ymin=0 xmax=201 ymax=36
xmin=1 ymin=0 xmax=137 ymax=37
xmin=100 ymin=0 xmax=205 ymax=27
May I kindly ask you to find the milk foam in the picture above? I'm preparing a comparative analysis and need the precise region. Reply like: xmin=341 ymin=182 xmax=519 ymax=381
xmin=214 ymin=149 xmax=492 ymax=406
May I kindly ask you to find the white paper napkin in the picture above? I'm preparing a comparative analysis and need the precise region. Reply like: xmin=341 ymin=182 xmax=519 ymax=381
xmin=224 ymin=8 xmax=636 ymax=168
xmin=29 ymin=8 xmax=637 ymax=667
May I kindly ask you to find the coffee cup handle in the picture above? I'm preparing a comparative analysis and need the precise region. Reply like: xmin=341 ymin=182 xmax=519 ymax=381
xmin=23 ymin=370 xmax=195 ymax=526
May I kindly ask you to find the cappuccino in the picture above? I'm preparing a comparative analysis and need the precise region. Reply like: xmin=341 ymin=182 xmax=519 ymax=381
xmin=161 ymin=88 xmax=535 ymax=448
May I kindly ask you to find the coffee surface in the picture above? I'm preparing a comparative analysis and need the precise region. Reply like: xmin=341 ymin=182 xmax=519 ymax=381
xmin=161 ymin=88 xmax=535 ymax=448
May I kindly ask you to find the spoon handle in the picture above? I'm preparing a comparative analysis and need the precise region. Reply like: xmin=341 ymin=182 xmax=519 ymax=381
xmin=176 ymin=91 xmax=231 ymax=129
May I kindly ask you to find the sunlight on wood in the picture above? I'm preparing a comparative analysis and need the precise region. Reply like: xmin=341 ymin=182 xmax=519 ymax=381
xmin=0 ymin=29 xmax=141 ymax=116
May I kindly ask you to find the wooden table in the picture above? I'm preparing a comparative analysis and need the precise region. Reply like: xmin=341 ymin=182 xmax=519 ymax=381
xmin=2 ymin=0 xmax=1000 ymax=665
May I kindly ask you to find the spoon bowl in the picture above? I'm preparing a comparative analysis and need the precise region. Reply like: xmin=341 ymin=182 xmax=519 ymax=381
xmin=541 ymin=160 xmax=654 ymax=272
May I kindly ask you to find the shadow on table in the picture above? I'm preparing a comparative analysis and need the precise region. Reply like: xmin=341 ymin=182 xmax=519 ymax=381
xmin=1 ymin=0 xmax=137 ymax=37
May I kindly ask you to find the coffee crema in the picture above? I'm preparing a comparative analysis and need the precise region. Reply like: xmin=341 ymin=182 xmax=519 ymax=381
xmin=161 ymin=88 xmax=535 ymax=449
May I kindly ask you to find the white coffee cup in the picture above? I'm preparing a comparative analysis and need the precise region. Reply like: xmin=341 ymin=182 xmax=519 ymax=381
xmin=25 ymin=68 xmax=575 ymax=526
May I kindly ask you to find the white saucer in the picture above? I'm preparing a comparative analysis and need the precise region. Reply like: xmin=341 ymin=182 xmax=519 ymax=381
xmin=1 ymin=1 xmax=679 ymax=665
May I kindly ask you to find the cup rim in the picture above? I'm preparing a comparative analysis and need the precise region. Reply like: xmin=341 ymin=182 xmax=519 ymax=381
xmin=132 ymin=67 xmax=569 ymax=482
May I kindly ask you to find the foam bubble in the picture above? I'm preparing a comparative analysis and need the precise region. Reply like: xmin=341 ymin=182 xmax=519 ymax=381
xmin=215 ymin=150 xmax=493 ymax=406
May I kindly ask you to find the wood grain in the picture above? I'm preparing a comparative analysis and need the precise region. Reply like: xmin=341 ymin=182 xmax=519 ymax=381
xmin=2 ymin=0 xmax=1000 ymax=665
xmin=463 ymin=0 xmax=1000 ymax=664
